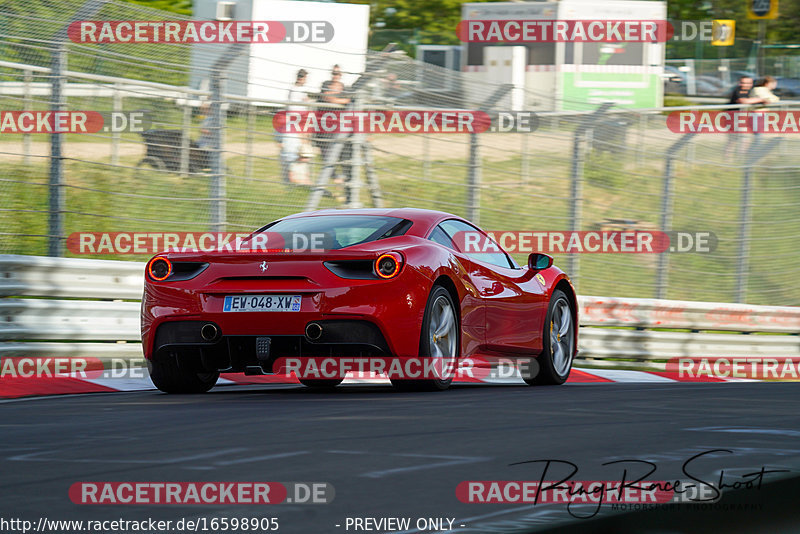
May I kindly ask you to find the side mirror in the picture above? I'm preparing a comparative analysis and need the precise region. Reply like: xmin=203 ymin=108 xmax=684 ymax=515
xmin=528 ymin=253 xmax=553 ymax=271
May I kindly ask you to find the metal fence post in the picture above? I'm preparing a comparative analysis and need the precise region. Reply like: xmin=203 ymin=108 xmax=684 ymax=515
xmin=180 ymin=99 xmax=191 ymax=177
xmin=111 ymin=82 xmax=122 ymax=166
xmin=521 ymin=132 xmax=529 ymax=182
xmin=735 ymin=137 xmax=781 ymax=303
xmin=203 ymin=42 xmax=244 ymax=228
xmin=568 ymin=127 xmax=585 ymax=284
xmin=209 ymin=73 xmax=226 ymax=233
xmin=467 ymin=84 xmax=512 ymax=224
xmin=423 ymin=134 xmax=431 ymax=181
xmin=347 ymin=94 xmax=364 ymax=208
xmin=245 ymin=102 xmax=254 ymax=180
xmin=778 ymin=101 xmax=788 ymax=156
xmin=685 ymin=59 xmax=696 ymax=96
xmin=568 ymin=102 xmax=614 ymax=285
xmin=46 ymin=0 xmax=106 ymax=256
xmin=348 ymin=141 xmax=364 ymax=208
xmin=720 ymin=58 xmax=731 ymax=86
xmin=736 ymin=160 xmax=753 ymax=304
xmin=635 ymin=112 xmax=646 ymax=168
xmin=23 ymin=69 xmax=32 ymax=165
xmin=467 ymin=132 xmax=481 ymax=224
xmin=364 ymin=141 xmax=383 ymax=208
xmin=656 ymin=133 xmax=696 ymax=299
xmin=48 ymin=45 xmax=66 ymax=257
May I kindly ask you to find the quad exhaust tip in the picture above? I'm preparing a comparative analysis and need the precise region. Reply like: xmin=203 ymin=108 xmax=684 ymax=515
xmin=200 ymin=323 xmax=220 ymax=341
xmin=305 ymin=322 xmax=323 ymax=341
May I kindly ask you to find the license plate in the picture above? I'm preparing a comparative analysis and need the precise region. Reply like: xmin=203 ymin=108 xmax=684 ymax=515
xmin=223 ymin=294 xmax=301 ymax=312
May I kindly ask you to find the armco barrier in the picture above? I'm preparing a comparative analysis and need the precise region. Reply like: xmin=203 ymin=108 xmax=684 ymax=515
xmin=578 ymin=295 xmax=800 ymax=368
xmin=0 ymin=255 xmax=143 ymax=358
xmin=579 ymin=295 xmax=800 ymax=333
xmin=1 ymin=255 xmax=798 ymax=367
xmin=0 ymin=254 xmax=144 ymax=300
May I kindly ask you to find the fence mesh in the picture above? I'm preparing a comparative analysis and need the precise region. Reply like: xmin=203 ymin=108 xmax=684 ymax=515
xmin=1 ymin=0 xmax=800 ymax=306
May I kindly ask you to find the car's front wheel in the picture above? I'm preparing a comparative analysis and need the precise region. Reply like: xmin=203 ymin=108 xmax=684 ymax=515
xmin=524 ymin=289 xmax=575 ymax=386
xmin=391 ymin=285 xmax=459 ymax=391
xmin=147 ymin=353 xmax=219 ymax=393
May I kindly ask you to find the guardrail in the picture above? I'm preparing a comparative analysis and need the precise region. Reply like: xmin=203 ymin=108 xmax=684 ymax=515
xmin=0 ymin=255 xmax=144 ymax=359
xmin=1 ymin=255 xmax=798 ymax=367
xmin=578 ymin=295 xmax=800 ymax=368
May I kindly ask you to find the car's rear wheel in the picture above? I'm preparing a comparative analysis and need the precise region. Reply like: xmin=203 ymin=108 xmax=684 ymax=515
xmin=391 ymin=285 xmax=458 ymax=391
xmin=299 ymin=378 xmax=343 ymax=389
xmin=524 ymin=289 xmax=575 ymax=385
xmin=147 ymin=353 xmax=219 ymax=393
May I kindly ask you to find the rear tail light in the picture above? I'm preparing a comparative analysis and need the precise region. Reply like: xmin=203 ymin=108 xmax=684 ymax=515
xmin=375 ymin=252 xmax=402 ymax=279
xmin=147 ymin=257 xmax=172 ymax=281
xmin=146 ymin=258 xmax=208 ymax=282
xmin=324 ymin=253 xmax=404 ymax=280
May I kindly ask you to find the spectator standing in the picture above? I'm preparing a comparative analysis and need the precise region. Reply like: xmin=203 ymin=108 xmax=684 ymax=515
xmin=749 ymin=76 xmax=779 ymax=136
xmin=281 ymin=69 xmax=312 ymax=184
xmin=724 ymin=76 xmax=764 ymax=155
xmin=315 ymin=65 xmax=352 ymax=185
xmin=750 ymin=76 xmax=780 ymax=105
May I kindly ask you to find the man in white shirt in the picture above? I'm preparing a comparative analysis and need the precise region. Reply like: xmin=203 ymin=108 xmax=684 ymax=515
xmin=749 ymin=76 xmax=780 ymax=135
xmin=281 ymin=69 xmax=312 ymax=184
xmin=750 ymin=76 xmax=780 ymax=105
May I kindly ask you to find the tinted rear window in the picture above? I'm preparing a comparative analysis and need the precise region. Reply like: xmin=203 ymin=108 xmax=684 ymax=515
xmin=255 ymin=215 xmax=410 ymax=249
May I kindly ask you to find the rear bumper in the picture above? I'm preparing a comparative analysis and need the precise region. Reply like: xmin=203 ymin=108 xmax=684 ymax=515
xmin=150 ymin=319 xmax=393 ymax=373
xmin=140 ymin=269 xmax=433 ymax=361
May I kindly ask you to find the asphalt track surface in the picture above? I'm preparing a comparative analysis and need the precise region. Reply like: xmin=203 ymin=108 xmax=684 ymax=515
xmin=3 ymin=382 xmax=800 ymax=534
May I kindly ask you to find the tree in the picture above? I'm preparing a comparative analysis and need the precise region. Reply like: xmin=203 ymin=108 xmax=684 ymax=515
xmin=347 ymin=0 xmax=503 ymax=51
xmin=117 ymin=0 xmax=192 ymax=16
xmin=669 ymin=0 xmax=800 ymax=43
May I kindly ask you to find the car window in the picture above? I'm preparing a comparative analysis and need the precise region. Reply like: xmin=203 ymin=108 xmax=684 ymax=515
xmin=428 ymin=226 xmax=456 ymax=249
xmin=248 ymin=215 xmax=409 ymax=249
xmin=438 ymin=219 xmax=517 ymax=269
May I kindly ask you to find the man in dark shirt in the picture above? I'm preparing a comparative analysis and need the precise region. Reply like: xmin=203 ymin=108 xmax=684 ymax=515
xmin=724 ymin=76 xmax=764 ymax=155
xmin=315 ymin=65 xmax=353 ymax=196
xmin=319 ymin=65 xmax=351 ymax=108
xmin=728 ymin=76 xmax=762 ymax=109
xmin=314 ymin=65 xmax=350 ymax=157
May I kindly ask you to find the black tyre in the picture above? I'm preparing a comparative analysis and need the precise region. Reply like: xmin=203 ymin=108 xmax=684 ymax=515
xmin=134 ymin=156 xmax=168 ymax=180
xmin=299 ymin=378 xmax=343 ymax=389
xmin=524 ymin=289 xmax=575 ymax=385
xmin=147 ymin=353 xmax=219 ymax=393
xmin=391 ymin=285 xmax=459 ymax=391
xmin=136 ymin=156 xmax=166 ymax=171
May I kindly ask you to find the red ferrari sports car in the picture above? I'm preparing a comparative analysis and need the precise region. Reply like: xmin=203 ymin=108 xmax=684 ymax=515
xmin=141 ymin=208 xmax=577 ymax=392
